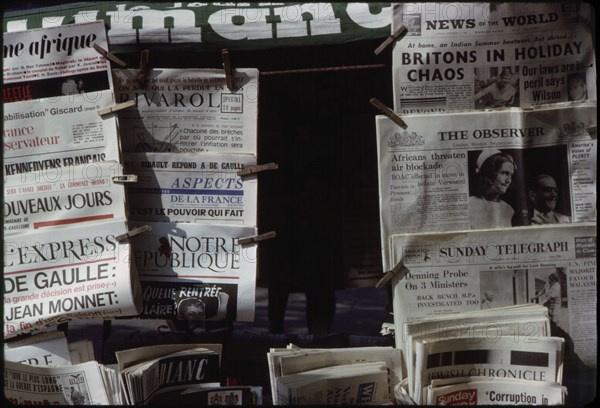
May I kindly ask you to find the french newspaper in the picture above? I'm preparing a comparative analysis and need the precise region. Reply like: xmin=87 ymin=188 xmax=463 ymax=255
xmin=3 ymin=21 xmax=113 ymax=103
xmin=391 ymin=2 xmax=596 ymax=113
xmin=4 ymin=219 xmax=143 ymax=339
xmin=376 ymin=102 xmax=596 ymax=271
xmin=4 ymin=161 xmax=126 ymax=235
xmin=390 ymin=223 xmax=597 ymax=369
xmin=124 ymin=152 xmax=257 ymax=225
xmin=130 ymin=221 xmax=258 ymax=322
xmin=4 ymin=360 xmax=120 ymax=405
xmin=112 ymin=68 xmax=259 ymax=154
xmin=3 ymin=90 xmax=121 ymax=176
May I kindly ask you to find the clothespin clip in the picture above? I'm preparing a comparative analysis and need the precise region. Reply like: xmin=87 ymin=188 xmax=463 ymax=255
xmin=369 ymin=98 xmax=407 ymax=129
xmin=136 ymin=49 xmax=150 ymax=88
xmin=112 ymin=175 xmax=138 ymax=183
xmin=97 ymin=100 xmax=135 ymax=116
xmin=92 ymin=43 xmax=127 ymax=67
xmin=374 ymin=25 xmax=408 ymax=56
xmin=237 ymin=163 xmax=278 ymax=178
xmin=222 ymin=49 xmax=234 ymax=91
xmin=375 ymin=261 xmax=409 ymax=289
xmin=115 ymin=225 xmax=151 ymax=242
xmin=238 ymin=231 xmax=277 ymax=245
xmin=587 ymin=125 xmax=597 ymax=139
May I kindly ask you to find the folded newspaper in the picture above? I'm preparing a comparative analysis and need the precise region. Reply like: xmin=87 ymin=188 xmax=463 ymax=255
xmin=123 ymin=152 xmax=257 ymax=225
xmin=4 ymin=161 xmax=127 ymax=235
xmin=4 ymin=360 xmax=121 ymax=405
xmin=391 ymin=2 xmax=596 ymax=113
xmin=268 ymin=346 xmax=403 ymax=405
xmin=4 ymin=219 xmax=143 ymax=339
xmin=112 ymin=68 xmax=258 ymax=155
xmin=116 ymin=343 xmax=223 ymax=405
xmin=376 ymin=102 xmax=596 ymax=272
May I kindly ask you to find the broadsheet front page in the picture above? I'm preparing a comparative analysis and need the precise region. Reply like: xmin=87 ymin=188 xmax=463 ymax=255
xmin=4 ymin=220 xmax=143 ymax=339
xmin=390 ymin=223 xmax=597 ymax=370
xmin=376 ymin=102 xmax=596 ymax=271
xmin=3 ymin=90 xmax=121 ymax=176
xmin=124 ymin=152 xmax=257 ymax=225
xmin=113 ymin=69 xmax=258 ymax=154
xmin=3 ymin=21 xmax=113 ymax=102
xmin=4 ymin=161 xmax=126 ymax=235
xmin=131 ymin=221 xmax=257 ymax=322
xmin=391 ymin=2 xmax=596 ymax=113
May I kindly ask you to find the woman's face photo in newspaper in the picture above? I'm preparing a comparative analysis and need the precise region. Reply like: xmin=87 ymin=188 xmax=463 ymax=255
xmin=492 ymin=161 xmax=515 ymax=195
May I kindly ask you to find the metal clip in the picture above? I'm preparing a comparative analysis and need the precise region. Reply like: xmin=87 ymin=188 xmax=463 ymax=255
xmin=115 ymin=225 xmax=151 ymax=242
xmin=112 ymin=175 xmax=138 ymax=183
xmin=238 ymin=231 xmax=277 ymax=245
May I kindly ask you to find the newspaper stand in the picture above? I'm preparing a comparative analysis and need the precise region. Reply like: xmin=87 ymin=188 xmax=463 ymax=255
xmin=3 ymin=3 xmax=596 ymax=406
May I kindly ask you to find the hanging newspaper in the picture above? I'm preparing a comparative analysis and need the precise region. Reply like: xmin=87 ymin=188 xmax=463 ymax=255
xmin=3 ymin=21 xmax=113 ymax=103
xmin=124 ymin=152 xmax=257 ymax=225
xmin=390 ymin=223 xmax=597 ymax=369
xmin=391 ymin=2 xmax=596 ymax=113
xmin=376 ymin=102 xmax=596 ymax=271
xmin=3 ymin=220 xmax=143 ymax=339
xmin=4 ymin=360 xmax=121 ymax=405
xmin=4 ymin=161 xmax=126 ymax=236
xmin=130 ymin=221 xmax=258 ymax=322
xmin=3 ymin=90 xmax=121 ymax=176
xmin=112 ymin=69 xmax=258 ymax=155
xmin=4 ymin=331 xmax=72 ymax=367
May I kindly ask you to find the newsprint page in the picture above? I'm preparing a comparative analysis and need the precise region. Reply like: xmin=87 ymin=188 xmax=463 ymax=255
xmin=376 ymin=102 xmax=596 ymax=271
xmin=391 ymin=2 xmax=596 ymax=113
xmin=390 ymin=223 xmax=597 ymax=370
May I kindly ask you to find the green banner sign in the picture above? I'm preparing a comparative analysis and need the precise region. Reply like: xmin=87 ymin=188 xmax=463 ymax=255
xmin=4 ymin=2 xmax=391 ymax=51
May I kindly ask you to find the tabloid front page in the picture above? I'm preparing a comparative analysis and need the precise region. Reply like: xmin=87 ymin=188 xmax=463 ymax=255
xmin=4 ymin=220 xmax=143 ymax=339
xmin=4 ymin=360 xmax=119 ymax=405
xmin=390 ymin=223 xmax=597 ymax=369
xmin=130 ymin=221 xmax=257 ymax=322
xmin=376 ymin=102 xmax=596 ymax=271
xmin=3 ymin=90 xmax=121 ymax=176
xmin=112 ymin=69 xmax=258 ymax=155
xmin=4 ymin=161 xmax=126 ymax=235
xmin=392 ymin=2 xmax=596 ymax=113
xmin=3 ymin=21 xmax=113 ymax=103
xmin=124 ymin=152 xmax=257 ymax=225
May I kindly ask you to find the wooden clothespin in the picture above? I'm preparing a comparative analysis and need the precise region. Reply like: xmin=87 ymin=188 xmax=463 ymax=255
xmin=112 ymin=175 xmax=138 ymax=183
xmin=115 ymin=225 xmax=151 ymax=242
xmin=97 ymin=100 xmax=135 ymax=116
xmin=369 ymin=98 xmax=407 ymax=129
xmin=237 ymin=163 xmax=278 ymax=178
xmin=374 ymin=25 xmax=408 ymax=56
xmin=375 ymin=261 xmax=409 ymax=289
xmin=222 ymin=49 xmax=234 ymax=91
xmin=238 ymin=231 xmax=277 ymax=245
xmin=136 ymin=49 xmax=150 ymax=88
xmin=587 ymin=125 xmax=597 ymax=139
xmin=92 ymin=43 xmax=127 ymax=67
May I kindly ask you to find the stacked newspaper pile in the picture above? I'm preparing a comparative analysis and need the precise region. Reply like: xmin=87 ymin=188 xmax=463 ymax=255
xmin=268 ymin=344 xmax=403 ymax=405
xmin=116 ymin=343 xmax=261 ymax=405
xmin=3 ymin=21 xmax=143 ymax=340
xmin=112 ymin=67 xmax=261 ymax=329
xmin=398 ymin=304 xmax=567 ymax=404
